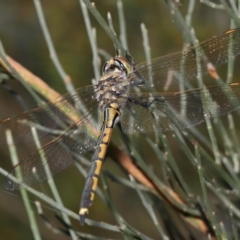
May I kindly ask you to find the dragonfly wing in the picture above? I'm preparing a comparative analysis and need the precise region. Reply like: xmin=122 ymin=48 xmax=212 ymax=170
xmin=120 ymin=83 xmax=240 ymax=133
xmin=4 ymin=105 xmax=101 ymax=191
xmin=130 ymin=29 xmax=240 ymax=89
xmin=0 ymin=85 xmax=98 ymax=144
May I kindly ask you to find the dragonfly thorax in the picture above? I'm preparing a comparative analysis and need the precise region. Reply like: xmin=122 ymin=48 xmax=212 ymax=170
xmin=97 ymin=57 xmax=133 ymax=110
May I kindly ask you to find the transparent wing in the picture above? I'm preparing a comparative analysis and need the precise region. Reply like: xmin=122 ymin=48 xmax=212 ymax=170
xmin=128 ymin=29 xmax=240 ymax=88
xmin=4 ymin=105 xmax=101 ymax=191
xmin=120 ymin=83 xmax=240 ymax=133
xmin=0 ymin=85 xmax=99 ymax=144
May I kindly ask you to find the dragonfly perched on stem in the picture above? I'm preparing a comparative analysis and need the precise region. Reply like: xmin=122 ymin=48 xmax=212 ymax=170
xmin=1 ymin=28 xmax=240 ymax=224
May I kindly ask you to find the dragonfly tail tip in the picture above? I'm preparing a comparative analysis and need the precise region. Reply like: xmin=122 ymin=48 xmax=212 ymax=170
xmin=79 ymin=208 xmax=89 ymax=225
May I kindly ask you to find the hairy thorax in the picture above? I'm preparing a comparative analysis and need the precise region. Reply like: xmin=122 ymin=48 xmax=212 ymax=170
xmin=97 ymin=57 xmax=133 ymax=110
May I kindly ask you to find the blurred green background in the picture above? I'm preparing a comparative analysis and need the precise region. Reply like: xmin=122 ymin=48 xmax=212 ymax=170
xmin=0 ymin=0 xmax=238 ymax=239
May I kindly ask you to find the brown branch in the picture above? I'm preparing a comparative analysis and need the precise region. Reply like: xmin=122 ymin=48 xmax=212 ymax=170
xmin=1 ymin=56 xmax=61 ymax=102
xmin=107 ymin=144 xmax=213 ymax=236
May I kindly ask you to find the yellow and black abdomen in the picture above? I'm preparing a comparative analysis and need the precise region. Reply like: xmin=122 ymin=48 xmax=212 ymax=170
xmin=79 ymin=103 xmax=120 ymax=224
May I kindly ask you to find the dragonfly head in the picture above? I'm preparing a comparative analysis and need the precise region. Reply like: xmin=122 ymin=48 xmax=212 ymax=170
xmin=102 ymin=57 xmax=133 ymax=77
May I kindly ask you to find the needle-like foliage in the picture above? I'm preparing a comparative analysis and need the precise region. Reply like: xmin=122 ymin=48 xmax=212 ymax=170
xmin=0 ymin=1 xmax=240 ymax=239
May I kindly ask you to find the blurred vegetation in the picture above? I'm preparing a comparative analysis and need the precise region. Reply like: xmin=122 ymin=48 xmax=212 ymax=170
xmin=0 ymin=0 xmax=240 ymax=239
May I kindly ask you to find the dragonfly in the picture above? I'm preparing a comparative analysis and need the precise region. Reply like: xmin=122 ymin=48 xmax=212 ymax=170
xmin=1 ymin=28 xmax=240 ymax=224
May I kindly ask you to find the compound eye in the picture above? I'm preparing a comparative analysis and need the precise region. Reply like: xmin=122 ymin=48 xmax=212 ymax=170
xmin=102 ymin=59 xmax=121 ymax=74
xmin=102 ymin=62 xmax=109 ymax=74
xmin=114 ymin=59 xmax=127 ymax=72
xmin=114 ymin=60 xmax=121 ymax=69
xmin=102 ymin=58 xmax=130 ymax=76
